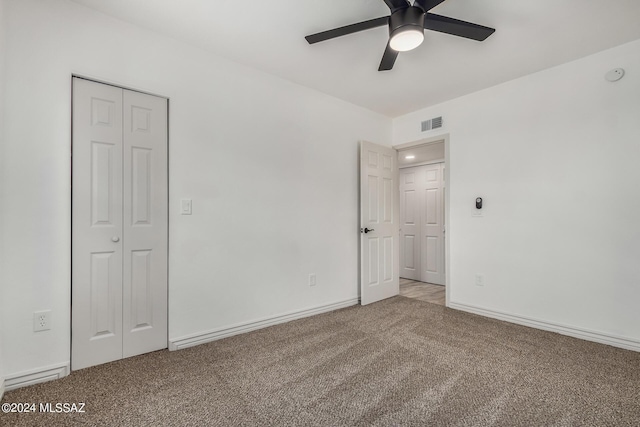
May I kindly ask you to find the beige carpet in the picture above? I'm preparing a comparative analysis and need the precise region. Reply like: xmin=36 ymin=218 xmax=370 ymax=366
xmin=2 ymin=296 xmax=639 ymax=426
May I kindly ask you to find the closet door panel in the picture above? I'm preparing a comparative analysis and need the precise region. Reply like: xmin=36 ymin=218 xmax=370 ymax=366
xmin=72 ymin=78 xmax=168 ymax=370
xmin=122 ymin=89 xmax=168 ymax=358
xmin=72 ymin=78 xmax=124 ymax=370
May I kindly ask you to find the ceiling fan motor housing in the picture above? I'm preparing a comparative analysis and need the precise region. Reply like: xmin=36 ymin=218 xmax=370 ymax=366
xmin=389 ymin=6 xmax=425 ymax=39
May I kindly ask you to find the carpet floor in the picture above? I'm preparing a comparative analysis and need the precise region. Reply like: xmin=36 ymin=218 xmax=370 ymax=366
xmin=1 ymin=296 xmax=639 ymax=426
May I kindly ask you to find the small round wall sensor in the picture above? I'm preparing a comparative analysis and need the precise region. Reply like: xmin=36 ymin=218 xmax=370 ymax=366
xmin=605 ymin=68 xmax=625 ymax=82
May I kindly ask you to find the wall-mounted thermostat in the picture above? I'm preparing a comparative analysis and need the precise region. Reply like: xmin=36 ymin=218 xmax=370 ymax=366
xmin=473 ymin=197 xmax=483 ymax=217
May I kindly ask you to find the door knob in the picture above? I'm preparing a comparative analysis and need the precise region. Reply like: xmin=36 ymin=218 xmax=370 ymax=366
xmin=111 ymin=236 xmax=120 ymax=242
xmin=361 ymin=227 xmax=375 ymax=234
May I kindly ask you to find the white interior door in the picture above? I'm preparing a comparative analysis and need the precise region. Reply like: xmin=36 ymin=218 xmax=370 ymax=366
xmin=398 ymin=163 xmax=446 ymax=285
xmin=360 ymin=141 xmax=399 ymax=305
xmin=71 ymin=79 xmax=124 ymax=369
xmin=72 ymin=78 xmax=168 ymax=370
xmin=399 ymin=169 xmax=420 ymax=280
xmin=122 ymin=89 xmax=168 ymax=358
xmin=421 ymin=163 xmax=445 ymax=285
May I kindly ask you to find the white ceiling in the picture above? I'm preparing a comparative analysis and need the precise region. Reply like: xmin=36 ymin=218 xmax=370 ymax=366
xmin=70 ymin=0 xmax=640 ymax=117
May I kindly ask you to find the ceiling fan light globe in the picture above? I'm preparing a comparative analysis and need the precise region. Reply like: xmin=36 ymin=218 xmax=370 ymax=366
xmin=389 ymin=29 xmax=424 ymax=52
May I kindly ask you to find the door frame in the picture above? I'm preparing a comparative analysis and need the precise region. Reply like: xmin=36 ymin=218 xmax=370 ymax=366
xmin=70 ymin=74 xmax=171 ymax=366
xmin=393 ymin=134 xmax=450 ymax=307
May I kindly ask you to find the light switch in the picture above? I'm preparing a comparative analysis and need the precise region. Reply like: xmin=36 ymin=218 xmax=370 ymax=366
xmin=181 ymin=199 xmax=192 ymax=215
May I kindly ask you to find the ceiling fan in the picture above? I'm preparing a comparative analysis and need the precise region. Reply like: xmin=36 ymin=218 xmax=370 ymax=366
xmin=305 ymin=0 xmax=495 ymax=71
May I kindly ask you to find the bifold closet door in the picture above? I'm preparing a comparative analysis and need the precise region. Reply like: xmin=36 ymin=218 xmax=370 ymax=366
xmin=421 ymin=163 xmax=444 ymax=285
xmin=399 ymin=169 xmax=420 ymax=280
xmin=122 ymin=89 xmax=168 ymax=358
xmin=398 ymin=163 xmax=445 ymax=285
xmin=71 ymin=79 xmax=124 ymax=370
xmin=72 ymin=78 xmax=168 ymax=370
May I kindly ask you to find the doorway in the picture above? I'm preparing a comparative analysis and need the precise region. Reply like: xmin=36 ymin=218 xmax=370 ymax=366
xmin=396 ymin=138 xmax=447 ymax=305
xmin=71 ymin=77 xmax=169 ymax=370
xmin=358 ymin=136 xmax=449 ymax=307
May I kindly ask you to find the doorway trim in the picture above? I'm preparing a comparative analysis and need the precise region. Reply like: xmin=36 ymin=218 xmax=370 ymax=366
xmin=393 ymin=133 xmax=450 ymax=307
xmin=70 ymin=74 xmax=170 ymax=369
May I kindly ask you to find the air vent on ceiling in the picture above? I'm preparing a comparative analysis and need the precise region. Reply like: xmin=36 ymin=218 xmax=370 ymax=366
xmin=421 ymin=116 xmax=443 ymax=132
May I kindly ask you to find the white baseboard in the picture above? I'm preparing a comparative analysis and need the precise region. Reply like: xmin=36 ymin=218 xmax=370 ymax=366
xmin=170 ymin=297 xmax=360 ymax=351
xmin=4 ymin=362 xmax=70 ymax=392
xmin=0 ymin=377 xmax=5 ymax=401
xmin=449 ymin=301 xmax=640 ymax=352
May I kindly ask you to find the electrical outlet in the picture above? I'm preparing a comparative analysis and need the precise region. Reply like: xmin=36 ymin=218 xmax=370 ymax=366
xmin=309 ymin=273 xmax=316 ymax=287
xmin=475 ymin=274 xmax=485 ymax=287
xmin=34 ymin=310 xmax=51 ymax=332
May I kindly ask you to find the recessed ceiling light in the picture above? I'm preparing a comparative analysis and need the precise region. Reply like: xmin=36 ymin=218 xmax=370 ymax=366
xmin=405 ymin=155 xmax=415 ymax=160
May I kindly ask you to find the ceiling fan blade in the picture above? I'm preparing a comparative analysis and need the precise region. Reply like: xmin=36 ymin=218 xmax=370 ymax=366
xmin=424 ymin=13 xmax=495 ymax=41
xmin=413 ymin=0 xmax=446 ymax=12
xmin=305 ymin=16 xmax=389 ymax=44
xmin=383 ymin=0 xmax=410 ymax=12
xmin=378 ymin=43 xmax=399 ymax=71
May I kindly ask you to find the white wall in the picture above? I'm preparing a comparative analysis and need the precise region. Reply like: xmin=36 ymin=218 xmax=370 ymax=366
xmin=0 ymin=0 xmax=7 ymax=397
xmin=0 ymin=0 xmax=391 ymax=378
xmin=394 ymin=39 xmax=640 ymax=346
